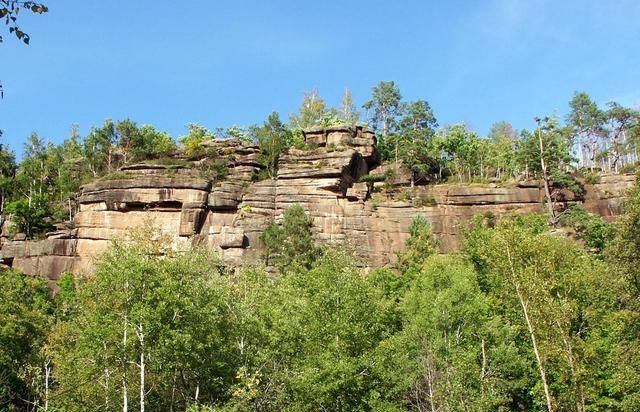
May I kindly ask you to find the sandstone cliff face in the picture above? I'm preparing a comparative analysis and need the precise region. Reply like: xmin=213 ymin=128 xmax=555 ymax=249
xmin=0 ymin=126 xmax=635 ymax=281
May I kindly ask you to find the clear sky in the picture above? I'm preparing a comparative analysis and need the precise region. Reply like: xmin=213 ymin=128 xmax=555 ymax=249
xmin=1 ymin=0 xmax=639 ymax=157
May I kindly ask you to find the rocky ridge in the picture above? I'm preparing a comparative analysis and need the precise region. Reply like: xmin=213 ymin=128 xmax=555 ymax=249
xmin=0 ymin=126 xmax=635 ymax=282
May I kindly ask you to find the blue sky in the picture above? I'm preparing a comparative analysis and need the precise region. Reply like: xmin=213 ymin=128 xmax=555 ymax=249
xmin=1 ymin=0 xmax=639 ymax=157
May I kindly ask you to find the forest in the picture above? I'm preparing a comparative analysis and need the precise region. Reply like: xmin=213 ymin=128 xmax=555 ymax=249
xmin=0 ymin=80 xmax=639 ymax=411
xmin=1 ymin=181 xmax=640 ymax=411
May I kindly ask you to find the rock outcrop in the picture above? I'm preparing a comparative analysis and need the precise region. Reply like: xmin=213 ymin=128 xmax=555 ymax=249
xmin=0 ymin=125 xmax=635 ymax=281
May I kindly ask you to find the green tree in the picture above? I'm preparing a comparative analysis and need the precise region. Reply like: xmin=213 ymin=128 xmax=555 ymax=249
xmin=0 ymin=268 xmax=52 ymax=411
xmin=48 ymin=230 xmax=241 ymax=412
xmin=466 ymin=215 xmax=620 ymax=411
xmin=261 ymin=204 xmax=320 ymax=272
xmin=487 ymin=121 xmax=518 ymax=180
xmin=390 ymin=255 xmax=522 ymax=411
xmin=132 ymin=124 xmax=176 ymax=160
xmin=516 ymin=117 xmax=573 ymax=179
xmin=363 ymin=81 xmax=403 ymax=136
xmin=606 ymin=176 xmax=640 ymax=410
xmin=567 ymin=92 xmax=605 ymax=170
xmin=252 ymin=112 xmax=291 ymax=178
xmin=83 ymin=119 xmax=118 ymax=176
xmin=179 ymin=123 xmax=214 ymax=158
xmin=115 ymin=118 xmax=139 ymax=164
xmin=246 ymin=251 xmax=401 ymax=411
xmin=397 ymin=100 xmax=438 ymax=186
xmin=606 ymin=102 xmax=639 ymax=171
xmin=338 ymin=88 xmax=360 ymax=126
xmin=6 ymin=192 xmax=53 ymax=238
xmin=440 ymin=124 xmax=482 ymax=182
xmin=290 ymin=88 xmax=330 ymax=130
xmin=363 ymin=81 xmax=403 ymax=163
xmin=0 ymin=143 xmax=16 ymax=214
xmin=397 ymin=215 xmax=438 ymax=273
xmin=224 ymin=124 xmax=253 ymax=144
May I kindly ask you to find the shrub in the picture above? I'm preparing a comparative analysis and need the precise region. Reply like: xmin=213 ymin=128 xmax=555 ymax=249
xmin=261 ymin=204 xmax=321 ymax=272
xmin=584 ymin=172 xmax=601 ymax=185
xmin=551 ymin=170 xmax=585 ymax=197
xmin=199 ymin=160 xmax=228 ymax=182
xmin=559 ymin=204 xmax=614 ymax=254
xmin=6 ymin=193 xmax=54 ymax=239
xmin=358 ymin=174 xmax=387 ymax=183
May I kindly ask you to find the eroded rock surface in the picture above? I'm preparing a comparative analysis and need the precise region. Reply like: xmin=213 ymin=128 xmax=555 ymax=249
xmin=0 ymin=125 xmax=635 ymax=280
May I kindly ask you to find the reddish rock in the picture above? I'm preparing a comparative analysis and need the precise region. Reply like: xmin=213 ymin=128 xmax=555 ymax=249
xmin=0 ymin=128 xmax=634 ymax=281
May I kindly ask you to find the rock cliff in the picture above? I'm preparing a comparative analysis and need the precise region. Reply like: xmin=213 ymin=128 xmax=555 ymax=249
xmin=0 ymin=126 xmax=635 ymax=282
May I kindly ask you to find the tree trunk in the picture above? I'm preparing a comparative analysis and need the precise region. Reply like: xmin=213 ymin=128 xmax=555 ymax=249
xmin=538 ymin=125 xmax=557 ymax=226
xmin=122 ymin=284 xmax=129 ymax=412
xmin=506 ymin=244 xmax=554 ymax=412
xmin=44 ymin=359 xmax=50 ymax=411
xmin=170 ymin=367 xmax=178 ymax=412
xmin=555 ymin=319 xmax=585 ymax=412
xmin=138 ymin=324 xmax=145 ymax=412
xmin=122 ymin=315 xmax=128 ymax=412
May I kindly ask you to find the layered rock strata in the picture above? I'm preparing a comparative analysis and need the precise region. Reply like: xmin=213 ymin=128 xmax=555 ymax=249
xmin=0 ymin=126 xmax=635 ymax=281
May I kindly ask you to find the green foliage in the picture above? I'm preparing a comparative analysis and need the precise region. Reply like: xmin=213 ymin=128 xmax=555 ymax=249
xmin=390 ymin=255 xmax=520 ymax=411
xmin=465 ymin=214 xmax=621 ymax=411
xmin=338 ymin=88 xmax=360 ymax=125
xmin=606 ymin=176 xmax=640 ymax=410
xmin=243 ymin=251 xmax=401 ymax=411
xmin=261 ymin=204 xmax=320 ymax=272
xmin=48 ymin=230 xmax=241 ymax=412
xmin=583 ymin=171 xmax=601 ymax=184
xmin=289 ymin=88 xmax=334 ymax=130
xmin=363 ymin=81 xmax=402 ymax=136
xmin=397 ymin=216 xmax=438 ymax=273
xmin=560 ymin=204 xmax=614 ymax=254
xmin=550 ymin=170 xmax=584 ymax=197
xmin=179 ymin=123 xmax=214 ymax=157
xmin=132 ymin=124 xmax=176 ymax=160
xmin=83 ymin=119 xmax=118 ymax=176
xmin=199 ymin=160 xmax=228 ymax=182
xmin=0 ymin=143 xmax=17 ymax=209
xmin=252 ymin=112 xmax=292 ymax=178
xmin=488 ymin=121 xmax=518 ymax=180
xmin=224 ymin=124 xmax=253 ymax=144
xmin=396 ymin=100 xmax=439 ymax=183
xmin=0 ymin=268 xmax=52 ymax=410
xmin=357 ymin=173 xmax=387 ymax=183
xmin=440 ymin=124 xmax=484 ymax=182
xmin=6 ymin=192 xmax=53 ymax=238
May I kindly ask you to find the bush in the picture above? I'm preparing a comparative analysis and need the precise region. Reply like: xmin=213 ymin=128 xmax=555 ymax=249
xmin=551 ymin=170 xmax=585 ymax=197
xmin=261 ymin=204 xmax=321 ymax=272
xmin=584 ymin=172 xmax=601 ymax=185
xmin=559 ymin=204 xmax=614 ymax=254
xmin=199 ymin=160 xmax=228 ymax=182
xmin=251 ymin=168 xmax=271 ymax=182
xmin=179 ymin=123 xmax=214 ymax=158
xmin=6 ymin=193 xmax=54 ymax=239
xmin=358 ymin=174 xmax=387 ymax=183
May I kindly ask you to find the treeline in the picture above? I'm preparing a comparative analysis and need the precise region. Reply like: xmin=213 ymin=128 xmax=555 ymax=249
xmin=1 ymin=83 xmax=639 ymax=239
xmin=359 ymin=83 xmax=640 ymax=186
xmin=2 ymin=178 xmax=640 ymax=411
xmin=0 ymin=120 xmax=177 ymax=238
